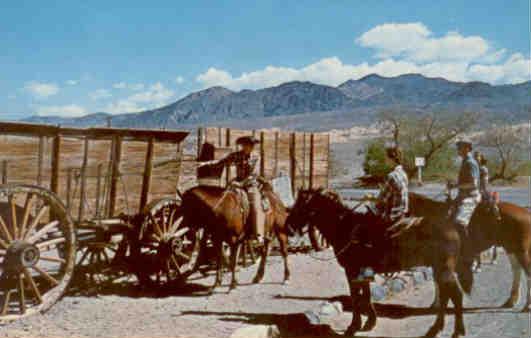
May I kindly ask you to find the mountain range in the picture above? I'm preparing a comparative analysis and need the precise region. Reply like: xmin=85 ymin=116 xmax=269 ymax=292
xmin=23 ymin=73 xmax=531 ymax=130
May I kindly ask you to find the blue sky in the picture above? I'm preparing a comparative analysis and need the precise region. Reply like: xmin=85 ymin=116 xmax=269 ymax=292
xmin=1 ymin=0 xmax=530 ymax=119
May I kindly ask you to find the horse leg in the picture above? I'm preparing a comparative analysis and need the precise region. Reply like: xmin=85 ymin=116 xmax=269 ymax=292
xmin=344 ymin=273 xmax=363 ymax=337
xmin=514 ymin=250 xmax=531 ymax=312
xmin=229 ymin=242 xmax=241 ymax=291
xmin=430 ymin=281 xmax=441 ymax=309
xmin=360 ymin=281 xmax=377 ymax=331
xmin=425 ymin=280 xmax=450 ymax=338
xmin=277 ymin=229 xmax=291 ymax=284
xmin=449 ymin=279 xmax=466 ymax=338
xmin=252 ymin=237 xmax=270 ymax=284
xmin=210 ymin=241 xmax=224 ymax=292
xmin=502 ymin=253 xmax=521 ymax=308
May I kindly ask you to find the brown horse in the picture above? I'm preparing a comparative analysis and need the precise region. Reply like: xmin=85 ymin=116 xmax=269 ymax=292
xmin=421 ymin=196 xmax=531 ymax=311
xmin=285 ymin=188 xmax=470 ymax=338
xmin=180 ymin=184 xmax=290 ymax=292
xmin=407 ymin=192 xmax=528 ymax=313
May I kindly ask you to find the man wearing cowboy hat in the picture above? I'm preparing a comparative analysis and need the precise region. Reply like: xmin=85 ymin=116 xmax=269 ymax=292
xmin=211 ymin=135 xmax=265 ymax=243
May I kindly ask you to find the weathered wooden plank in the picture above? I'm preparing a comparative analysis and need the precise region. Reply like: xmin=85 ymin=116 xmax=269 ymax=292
xmin=78 ymin=138 xmax=89 ymax=222
xmin=139 ymin=138 xmax=154 ymax=213
xmin=107 ymin=136 xmax=122 ymax=217
xmin=50 ymin=136 xmax=61 ymax=194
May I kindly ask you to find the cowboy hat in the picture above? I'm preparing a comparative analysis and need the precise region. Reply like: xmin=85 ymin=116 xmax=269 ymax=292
xmin=236 ymin=136 xmax=260 ymax=145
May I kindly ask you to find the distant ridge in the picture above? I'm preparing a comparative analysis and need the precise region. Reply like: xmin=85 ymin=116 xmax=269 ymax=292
xmin=21 ymin=74 xmax=531 ymax=130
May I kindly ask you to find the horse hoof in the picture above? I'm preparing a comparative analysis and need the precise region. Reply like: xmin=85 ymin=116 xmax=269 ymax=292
xmin=252 ymin=277 xmax=262 ymax=284
xmin=424 ymin=325 xmax=442 ymax=338
xmin=361 ymin=319 xmax=376 ymax=332
xmin=344 ymin=326 xmax=358 ymax=337
xmin=520 ymin=305 xmax=530 ymax=313
xmin=283 ymin=279 xmax=290 ymax=285
xmin=501 ymin=299 xmax=515 ymax=308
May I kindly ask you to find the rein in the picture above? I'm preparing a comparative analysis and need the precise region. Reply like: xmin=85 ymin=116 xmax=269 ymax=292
xmin=307 ymin=202 xmax=366 ymax=262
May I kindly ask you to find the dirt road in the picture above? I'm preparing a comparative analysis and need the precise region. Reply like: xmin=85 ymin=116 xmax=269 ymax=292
xmin=1 ymin=249 xmax=528 ymax=338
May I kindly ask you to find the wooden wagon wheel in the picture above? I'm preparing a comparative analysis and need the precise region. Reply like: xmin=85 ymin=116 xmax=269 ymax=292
xmin=0 ymin=184 xmax=75 ymax=321
xmin=132 ymin=198 xmax=202 ymax=286
xmin=75 ymin=235 xmax=121 ymax=286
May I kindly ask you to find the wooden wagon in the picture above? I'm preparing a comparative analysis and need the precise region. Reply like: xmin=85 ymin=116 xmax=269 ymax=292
xmin=0 ymin=121 xmax=203 ymax=320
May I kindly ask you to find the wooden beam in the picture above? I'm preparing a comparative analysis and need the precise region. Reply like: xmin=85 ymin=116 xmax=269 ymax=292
xmin=197 ymin=127 xmax=204 ymax=158
xmin=309 ymin=133 xmax=315 ymax=189
xmin=289 ymin=132 xmax=296 ymax=194
xmin=95 ymin=164 xmax=103 ymax=218
xmin=50 ymin=136 xmax=61 ymax=194
xmin=0 ymin=121 xmax=189 ymax=143
xmin=139 ymin=138 xmax=154 ymax=213
xmin=273 ymin=131 xmax=279 ymax=177
xmin=36 ymin=136 xmax=45 ymax=186
xmin=260 ymin=131 xmax=265 ymax=177
xmin=66 ymin=168 xmax=72 ymax=211
xmin=78 ymin=138 xmax=89 ymax=222
xmin=1 ymin=160 xmax=7 ymax=184
xmin=107 ymin=136 xmax=122 ymax=217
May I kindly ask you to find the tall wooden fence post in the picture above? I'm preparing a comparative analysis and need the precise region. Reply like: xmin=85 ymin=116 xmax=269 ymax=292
xmin=289 ymin=132 xmax=296 ymax=194
xmin=273 ymin=131 xmax=279 ymax=177
xmin=309 ymin=133 xmax=315 ymax=189
xmin=139 ymin=138 xmax=154 ymax=213
xmin=197 ymin=127 xmax=204 ymax=158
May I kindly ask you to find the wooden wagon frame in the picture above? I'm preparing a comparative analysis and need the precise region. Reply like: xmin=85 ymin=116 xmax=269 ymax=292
xmin=0 ymin=121 xmax=203 ymax=320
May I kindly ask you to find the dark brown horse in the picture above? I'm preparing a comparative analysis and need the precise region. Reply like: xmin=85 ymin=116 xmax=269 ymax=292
xmin=180 ymin=184 xmax=290 ymax=292
xmin=285 ymin=188 xmax=470 ymax=338
xmin=421 ymin=196 xmax=531 ymax=311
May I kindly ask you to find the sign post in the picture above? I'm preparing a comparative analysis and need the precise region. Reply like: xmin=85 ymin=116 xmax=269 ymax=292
xmin=415 ymin=157 xmax=425 ymax=185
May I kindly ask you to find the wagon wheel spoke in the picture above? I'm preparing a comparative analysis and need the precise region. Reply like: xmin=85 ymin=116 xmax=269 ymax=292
xmin=31 ymin=265 xmax=59 ymax=286
xmin=176 ymin=251 xmax=190 ymax=261
xmin=27 ymin=221 xmax=59 ymax=244
xmin=23 ymin=205 xmax=49 ymax=240
xmin=9 ymin=196 xmax=18 ymax=241
xmin=0 ymin=214 xmax=13 ymax=243
xmin=1 ymin=290 xmax=13 ymax=315
xmin=17 ymin=274 xmax=26 ymax=314
xmin=167 ymin=209 xmax=176 ymax=235
xmin=19 ymin=194 xmax=35 ymax=239
xmin=147 ymin=213 xmax=163 ymax=238
xmin=23 ymin=268 xmax=42 ymax=304
xmin=77 ymin=247 xmax=90 ymax=266
xmin=40 ymin=256 xmax=66 ymax=264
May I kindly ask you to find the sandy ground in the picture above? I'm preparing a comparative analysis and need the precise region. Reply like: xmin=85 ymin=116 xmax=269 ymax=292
xmin=1 ymin=248 xmax=528 ymax=338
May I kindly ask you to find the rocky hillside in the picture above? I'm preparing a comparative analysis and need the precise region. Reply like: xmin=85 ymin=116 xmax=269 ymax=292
xmin=23 ymin=74 xmax=531 ymax=129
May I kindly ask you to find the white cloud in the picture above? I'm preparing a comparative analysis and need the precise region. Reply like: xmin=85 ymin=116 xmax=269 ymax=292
xmin=105 ymin=82 xmax=175 ymax=114
xmin=24 ymin=81 xmax=59 ymax=99
xmin=65 ymin=80 xmax=78 ymax=86
xmin=89 ymin=89 xmax=112 ymax=100
xmin=196 ymin=22 xmax=529 ymax=89
xmin=175 ymin=76 xmax=185 ymax=84
xmin=112 ymin=82 xmax=127 ymax=89
xmin=36 ymin=104 xmax=86 ymax=117
xmin=356 ymin=22 xmax=496 ymax=63
xmin=112 ymin=82 xmax=145 ymax=90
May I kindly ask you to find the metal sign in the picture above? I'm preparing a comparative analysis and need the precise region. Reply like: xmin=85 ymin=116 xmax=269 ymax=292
xmin=415 ymin=157 xmax=425 ymax=167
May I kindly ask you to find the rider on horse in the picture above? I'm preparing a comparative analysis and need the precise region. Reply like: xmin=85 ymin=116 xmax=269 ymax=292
xmin=359 ymin=144 xmax=409 ymax=279
xmin=447 ymin=139 xmax=481 ymax=237
xmin=474 ymin=151 xmax=501 ymax=221
xmin=374 ymin=145 xmax=409 ymax=224
xmin=209 ymin=135 xmax=266 ymax=243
